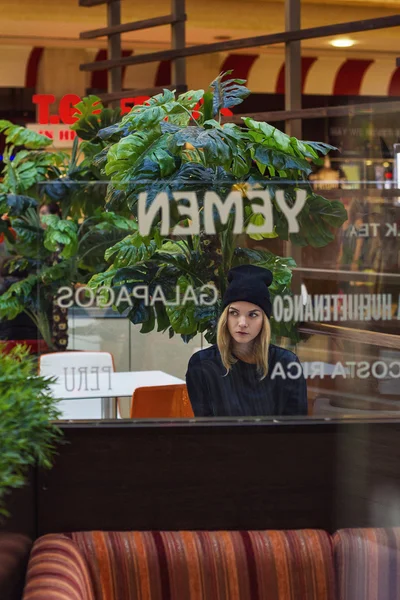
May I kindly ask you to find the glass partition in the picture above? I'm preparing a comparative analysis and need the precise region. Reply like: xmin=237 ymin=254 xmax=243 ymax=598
xmin=0 ymin=176 xmax=399 ymax=421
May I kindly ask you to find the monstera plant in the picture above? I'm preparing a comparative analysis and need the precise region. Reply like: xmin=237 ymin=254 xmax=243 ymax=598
xmin=0 ymin=99 xmax=135 ymax=349
xmin=84 ymin=72 xmax=347 ymax=344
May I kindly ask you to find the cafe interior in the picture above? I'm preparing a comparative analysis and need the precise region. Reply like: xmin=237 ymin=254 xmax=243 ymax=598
xmin=1 ymin=0 xmax=400 ymax=598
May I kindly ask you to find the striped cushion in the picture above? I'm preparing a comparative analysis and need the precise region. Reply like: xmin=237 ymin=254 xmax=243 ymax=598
xmin=24 ymin=530 xmax=335 ymax=600
xmin=22 ymin=534 xmax=95 ymax=600
xmin=334 ymin=528 xmax=400 ymax=600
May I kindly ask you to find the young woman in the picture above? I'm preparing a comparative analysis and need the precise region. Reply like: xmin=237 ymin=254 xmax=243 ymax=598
xmin=186 ymin=265 xmax=308 ymax=417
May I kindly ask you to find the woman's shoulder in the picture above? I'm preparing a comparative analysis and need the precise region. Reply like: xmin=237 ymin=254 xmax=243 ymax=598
xmin=269 ymin=343 xmax=300 ymax=364
xmin=188 ymin=344 xmax=221 ymax=367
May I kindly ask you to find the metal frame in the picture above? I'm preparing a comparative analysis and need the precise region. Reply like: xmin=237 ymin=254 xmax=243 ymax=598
xmin=78 ymin=2 xmax=400 ymax=129
xmin=225 ymin=100 xmax=400 ymax=124
xmin=80 ymin=14 xmax=400 ymax=71
xmin=79 ymin=0 xmax=187 ymax=102
xmin=81 ymin=15 xmax=178 ymax=39
xmin=284 ymin=0 xmax=302 ymax=290
xmin=107 ymin=0 xmax=122 ymax=107
xmin=80 ymin=0 xmax=115 ymax=6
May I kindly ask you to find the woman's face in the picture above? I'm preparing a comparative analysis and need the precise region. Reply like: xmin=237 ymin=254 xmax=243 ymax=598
xmin=227 ymin=301 xmax=263 ymax=346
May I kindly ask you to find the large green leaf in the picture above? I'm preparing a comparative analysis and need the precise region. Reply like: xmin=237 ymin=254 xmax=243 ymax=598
xmin=243 ymin=118 xmax=336 ymax=167
xmin=169 ymin=89 xmax=204 ymax=126
xmin=71 ymin=95 xmax=103 ymax=121
xmin=87 ymin=268 xmax=119 ymax=292
xmin=9 ymin=209 xmax=47 ymax=259
xmin=2 ymin=150 xmax=64 ymax=194
xmin=253 ymin=146 xmax=312 ymax=174
xmin=170 ymin=122 xmax=250 ymax=175
xmin=291 ymin=193 xmax=348 ymax=248
xmin=43 ymin=216 xmax=78 ymax=258
xmin=0 ymin=121 xmax=53 ymax=149
xmin=104 ymin=232 xmax=157 ymax=267
xmin=171 ymin=125 xmax=230 ymax=167
xmin=210 ymin=71 xmax=250 ymax=116
xmin=140 ymin=306 xmax=156 ymax=333
xmin=308 ymin=193 xmax=348 ymax=227
xmin=165 ymin=276 xmax=197 ymax=335
xmin=243 ymin=118 xmax=293 ymax=154
xmin=70 ymin=95 xmax=121 ymax=142
xmin=0 ymin=194 xmax=38 ymax=216
xmin=302 ymin=140 xmax=337 ymax=156
xmin=119 ymin=89 xmax=177 ymax=131
xmin=90 ymin=211 xmax=138 ymax=233
xmin=39 ymin=261 xmax=74 ymax=286
xmin=0 ymin=274 xmax=38 ymax=320
xmin=105 ymin=129 xmax=175 ymax=180
xmin=154 ymin=301 xmax=170 ymax=332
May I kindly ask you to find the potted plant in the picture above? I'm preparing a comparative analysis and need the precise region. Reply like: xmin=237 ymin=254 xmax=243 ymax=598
xmin=83 ymin=73 xmax=347 ymax=344
xmin=0 ymin=344 xmax=61 ymax=518
xmin=0 ymin=98 xmax=135 ymax=350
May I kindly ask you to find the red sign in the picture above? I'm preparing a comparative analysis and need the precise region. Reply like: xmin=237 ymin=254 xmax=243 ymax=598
xmin=32 ymin=94 xmax=150 ymax=125
xmin=32 ymin=94 xmax=233 ymax=125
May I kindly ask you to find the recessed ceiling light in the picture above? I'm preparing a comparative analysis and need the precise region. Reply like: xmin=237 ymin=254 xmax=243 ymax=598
xmin=330 ymin=38 xmax=356 ymax=48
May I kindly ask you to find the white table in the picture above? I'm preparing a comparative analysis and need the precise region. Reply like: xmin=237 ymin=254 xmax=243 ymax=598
xmin=48 ymin=371 xmax=185 ymax=420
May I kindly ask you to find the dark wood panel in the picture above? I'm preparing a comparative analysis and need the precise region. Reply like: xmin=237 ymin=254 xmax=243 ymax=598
xmin=299 ymin=323 xmax=400 ymax=349
xmin=79 ymin=0 xmax=114 ymax=6
xmin=1 ymin=470 xmax=36 ymax=538
xmin=171 ymin=0 xmax=186 ymax=89
xmin=226 ymin=100 xmax=400 ymax=124
xmin=294 ymin=267 xmax=400 ymax=285
xmin=80 ymin=15 xmax=400 ymax=71
xmin=36 ymin=420 xmax=400 ymax=535
xmin=98 ymin=85 xmax=181 ymax=104
xmin=107 ymin=0 xmax=122 ymax=107
xmin=334 ymin=422 xmax=400 ymax=529
xmin=80 ymin=15 xmax=181 ymax=40
xmin=1 ymin=420 xmax=399 ymax=546
xmin=37 ymin=422 xmax=337 ymax=534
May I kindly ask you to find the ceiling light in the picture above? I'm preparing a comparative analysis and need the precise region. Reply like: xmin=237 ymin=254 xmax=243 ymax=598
xmin=330 ymin=38 xmax=356 ymax=48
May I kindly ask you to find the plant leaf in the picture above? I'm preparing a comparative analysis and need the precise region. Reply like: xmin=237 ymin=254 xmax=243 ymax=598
xmin=210 ymin=71 xmax=250 ymax=116
xmin=0 ymin=121 xmax=53 ymax=149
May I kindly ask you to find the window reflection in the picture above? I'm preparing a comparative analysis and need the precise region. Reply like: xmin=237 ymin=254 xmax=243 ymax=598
xmin=0 ymin=174 xmax=398 ymax=421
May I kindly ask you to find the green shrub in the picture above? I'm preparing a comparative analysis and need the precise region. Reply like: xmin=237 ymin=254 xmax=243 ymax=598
xmin=0 ymin=344 xmax=62 ymax=517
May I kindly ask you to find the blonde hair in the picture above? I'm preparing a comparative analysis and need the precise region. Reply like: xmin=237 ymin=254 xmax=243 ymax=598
xmin=217 ymin=305 xmax=271 ymax=380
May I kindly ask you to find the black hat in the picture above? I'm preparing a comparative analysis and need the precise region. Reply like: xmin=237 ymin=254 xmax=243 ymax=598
xmin=222 ymin=265 xmax=273 ymax=317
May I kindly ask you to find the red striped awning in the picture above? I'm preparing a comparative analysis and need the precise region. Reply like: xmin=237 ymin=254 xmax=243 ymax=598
xmin=4 ymin=46 xmax=400 ymax=100
xmin=242 ymin=53 xmax=400 ymax=96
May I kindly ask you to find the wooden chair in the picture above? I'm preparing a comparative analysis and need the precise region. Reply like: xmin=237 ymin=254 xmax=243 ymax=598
xmin=130 ymin=384 xmax=194 ymax=418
